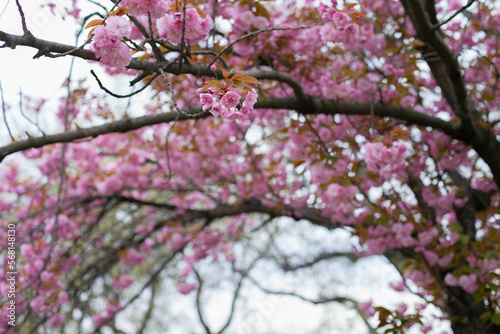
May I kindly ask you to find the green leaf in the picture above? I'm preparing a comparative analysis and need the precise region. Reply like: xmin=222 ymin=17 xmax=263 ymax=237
xmin=233 ymin=80 xmax=245 ymax=91
xmin=460 ymin=265 xmax=473 ymax=274
xmin=460 ymin=235 xmax=470 ymax=245
xmin=491 ymin=313 xmax=500 ymax=325
xmin=484 ymin=250 xmax=497 ymax=260
xmin=449 ymin=224 xmax=463 ymax=233
xmin=340 ymin=178 xmax=351 ymax=187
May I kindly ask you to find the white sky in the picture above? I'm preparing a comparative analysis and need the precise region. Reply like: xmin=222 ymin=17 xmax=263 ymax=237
xmin=0 ymin=1 xmax=80 ymax=98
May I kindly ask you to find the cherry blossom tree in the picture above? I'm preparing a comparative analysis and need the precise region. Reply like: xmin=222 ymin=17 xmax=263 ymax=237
xmin=0 ymin=0 xmax=499 ymax=333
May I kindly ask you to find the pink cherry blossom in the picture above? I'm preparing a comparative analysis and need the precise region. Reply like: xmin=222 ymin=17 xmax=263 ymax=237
xmin=220 ymin=91 xmax=241 ymax=109
xmin=210 ymin=102 xmax=226 ymax=117
xmin=105 ymin=16 xmax=132 ymax=39
xmin=90 ymin=20 xmax=132 ymax=68
xmin=390 ymin=280 xmax=406 ymax=292
xmin=120 ymin=249 xmax=147 ymax=266
xmin=47 ymin=314 xmax=65 ymax=327
xmin=458 ymin=274 xmax=479 ymax=294
xmin=243 ymin=91 xmax=258 ymax=109
xmin=364 ymin=141 xmax=408 ymax=179
xmin=157 ymin=8 xmax=212 ymax=45
xmin=332 ymin=12 xmax=351 ymax=28
xmin=112 ymin=274 xmax=135 ymax=290
xmin=200 ymin=93 xmax=215 ymax=110
xmin=358 ymin=300 xmax=376 ymax=317
xmin=178 ymin=282 xmax=197 ymax=294
xmin=124 ymin=0 xmax=171 ymax=18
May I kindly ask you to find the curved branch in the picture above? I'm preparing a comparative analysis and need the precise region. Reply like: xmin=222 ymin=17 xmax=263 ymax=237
xmin=217 ymin=269 xmax=248 ymax=334
xmin=401 ymin=0 xmax=473 ymax=122
xmin=4 ymin=29 xmax=500 ymax=187
xmin=433 ymin=0 xmax=476 ymax=30
xmin=0 ymin=108 xmax=207 ymax=162
xmin=247 ymin=275 xmax=352 ymax=305
xmin=281 ymin=251 xmax=358 ymax=272
xmin=91 ymin=70 xmax=160 ymax=98
xmin=247 ymin=275 xmax=379 ymax=334
xmin=0 ymin=31 xmax=305 ymax=99
xmin=0 ymin=30 xmax=97 ymax=60
xmin=0 ymin=98 xmax=459 ymax=162
xmin=401 ymin=0 xmax=500 ymax=189
xmin=137 ymin=283 xmax=156 ymax=334
xmin=194 ymin=269 xmax=213 ymax=334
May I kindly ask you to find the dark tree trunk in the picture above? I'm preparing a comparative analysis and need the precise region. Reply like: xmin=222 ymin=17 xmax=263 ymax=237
xmin=447 ymin=287 xmax=500 ymax=334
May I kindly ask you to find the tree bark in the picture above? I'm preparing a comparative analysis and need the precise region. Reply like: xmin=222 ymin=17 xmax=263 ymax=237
xmin=447 ymin=289 xmax=500 ymax=334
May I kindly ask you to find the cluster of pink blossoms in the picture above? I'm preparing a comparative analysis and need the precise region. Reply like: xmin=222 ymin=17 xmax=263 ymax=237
xmin=157 ymin=8 xmax=213 ymax=45
xmin=444 ymin=273 xmax=479 ymax=294
xmin=197 ymin=63 xmax=259 ymax=121
xmin=364 ymin=141 xmax=408 ymax=179
xmin=124 ymin=0 xmax=171 ymax=18
xmin=89 ymin=2 xmax=214 ymax=67
xmin=198 ymin=88 xmax=257 ymax=120
xmin=90 ymin=16 xmax=132 ymax=67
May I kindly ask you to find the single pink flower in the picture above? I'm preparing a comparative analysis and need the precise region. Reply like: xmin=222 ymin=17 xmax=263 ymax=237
xmin=210 ymin=102 xmax=227 ymax=117
xmin=105 ymin=16 xmax=132 ymax=39
xmin=243 ymin=91 xmax=258 ymax=109
xmin=220 ymin=91 xmax=241 ymax=109
xmin=178 ymin=282 xmax=197 ymax=294
xmin=200 ymin=93 xmax=215 ymax=110
xmin=358 ymin=300 xmax=376 ymax=317
xmin=112 ymin=274 xmax=135 ymax=290
xmin=333 ymin=12 xmax=351 ymax=27
xmin=48 ymin=314 xmax=65 ymax=327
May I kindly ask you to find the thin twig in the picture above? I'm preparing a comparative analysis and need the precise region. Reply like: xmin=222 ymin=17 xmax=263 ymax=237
xmin=433 ymin=0 xmax=476 ymax=30
xmin=158 ymin=68 xmax=187 ymax=115
xmin=206 ymin=24 xmax=320 ymax=72
xmin=15 ymin=0 xmax=31 ymax=36
xmin=147 ymin=12 xmax=166 ymax=62
xmin=0 ymin=81 xmax=14 ymax=141
xmin=354 ymin=304 xmax=380 ymax=334
xmin=216 ymin=262 xmax=257 ymax=334
xmin=87 ymin=0 xmax=108 ymax=12
xmin=194 ymin=268 xmax=213 ymax=334
xmin=0 ymin=0 xmax=10 ymax=19
xmin=136 ymin=282 xmax=157 ymax=334
xmin=90 ymin=70 xmax=159 ymax=98
xmin=18 ymin=88 xmax=45 ymax=135
xmin=179 ymin=0 xmax=189 ymax=72
xmin=247 ymin=275 xmax=352 ymax=305
xmin=42 ymin=37 xmax=94 ymax=59
xmin=164 ymin=114 xmax=179 ymax=179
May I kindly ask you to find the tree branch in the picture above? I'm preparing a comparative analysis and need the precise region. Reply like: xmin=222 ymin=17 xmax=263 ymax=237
xmin=401 ymin=0 xmax=474 ymax=123
xmin=0 ymin=107 xmax=207 ymax=162
xmin=0 ymin=97 xmax=459 ymax=162
xmin=280 ymin=251 xmax=358 ymax=272
xmin=3 ymin=28 xmax=500 ymax=188
xmin=401 ymin=0 xmax=500 ymax=189
xmin=194 ymin=269 xmax=213 ymax=334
